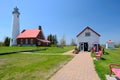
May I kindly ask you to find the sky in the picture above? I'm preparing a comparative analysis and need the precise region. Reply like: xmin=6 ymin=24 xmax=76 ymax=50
xmin=0 ymin=0 xmax=120 ymax=44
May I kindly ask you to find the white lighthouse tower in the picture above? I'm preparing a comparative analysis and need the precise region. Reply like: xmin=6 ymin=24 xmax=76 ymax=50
xmin=10 ymin=7 xmax=20 ymax=46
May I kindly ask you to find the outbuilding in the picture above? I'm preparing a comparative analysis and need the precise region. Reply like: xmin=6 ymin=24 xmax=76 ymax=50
xmin=106 ymin=40 xmax=115 ymax=49
xmin=76 ymin=26 xmax=101 ymax=52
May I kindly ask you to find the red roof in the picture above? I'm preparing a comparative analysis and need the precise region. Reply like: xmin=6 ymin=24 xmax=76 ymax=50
xmin=107 ymin=40 xmax=114 ymax=43
xmin=17 ymin=29 xmax=40 ymax=38
xmin=76 ymin=26 xmax=101 ymax=37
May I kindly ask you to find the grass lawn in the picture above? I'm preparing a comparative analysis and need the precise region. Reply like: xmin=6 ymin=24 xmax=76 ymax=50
xmin=0 ymin=46 xmax=37 ymax=54
xmin=0 ymin=46 xmax=74 ymax=80
xmin=0 ymin=46 xmax=74 ymax=54
xmin=0 ymin=54 xmax=73 ymax=80
xmin=93 ymin=48 xmax=120 ymax=80
xmin=36 ymin=46 xmax=74 ymax=54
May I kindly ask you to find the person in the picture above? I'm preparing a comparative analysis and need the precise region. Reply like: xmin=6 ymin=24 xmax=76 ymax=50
xmin=93 ymin=46 xmax=96 ymax=52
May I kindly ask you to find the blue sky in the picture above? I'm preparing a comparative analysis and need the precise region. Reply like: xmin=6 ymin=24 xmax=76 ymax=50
xmin=0 ymin=0 xmax=120 ymax=44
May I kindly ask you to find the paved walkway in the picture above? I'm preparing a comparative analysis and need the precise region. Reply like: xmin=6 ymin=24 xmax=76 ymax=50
xmin=50 ymin=52 xmax=100 ymax=80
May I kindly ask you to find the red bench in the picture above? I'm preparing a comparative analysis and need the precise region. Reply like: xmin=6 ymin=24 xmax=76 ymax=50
xmin=94 ymin=50 xmax=102 ymax=60
xmin=110 ymin=64 xmax=120 ymax=79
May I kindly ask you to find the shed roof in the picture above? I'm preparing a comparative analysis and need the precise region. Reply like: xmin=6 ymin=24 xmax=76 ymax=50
xmin=76 ymin=26 xmax=101 ymax=37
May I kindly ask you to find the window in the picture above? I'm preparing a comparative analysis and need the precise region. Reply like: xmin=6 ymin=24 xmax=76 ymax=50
xmin=30 ymin=39 xmax=33 ymax=44
xmin=46 ymin=42 xmax=49 ymax=46
xmin=20 ymin=39 xmax=23 ymax=44
xmin=17 ymin=14 xmax=19 ymax=18
xmin=38 ymin=41 xmax=41 ymax=46
xmin=85 ymin=32 xmax=91 ymax=37
xmin=25 ymin=39 xmax=28 ymax=44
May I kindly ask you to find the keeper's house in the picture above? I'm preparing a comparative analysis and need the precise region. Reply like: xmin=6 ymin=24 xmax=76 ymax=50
xmin=76 ymin=26 xmax=101 ymax=52
xmin=17 ymin=26 xmax=50 ymax=46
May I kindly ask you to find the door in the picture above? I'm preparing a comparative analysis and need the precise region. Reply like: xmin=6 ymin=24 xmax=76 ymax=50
xmin=79 ymin=42 xmax=88 ymax=51
xmin=84 ymin=43 xmax=88 ymax=51
xmin=79 ymin=43 xmax=84 ymax=51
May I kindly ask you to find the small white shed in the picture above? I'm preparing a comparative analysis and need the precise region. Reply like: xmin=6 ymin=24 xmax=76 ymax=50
xmin=76 ymin=26 xmax=101 ymax=52
xmin=106 ymin=40 xmax=115 ymax=49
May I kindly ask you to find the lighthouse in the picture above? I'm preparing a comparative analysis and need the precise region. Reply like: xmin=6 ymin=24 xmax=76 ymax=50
xmin=10 ymin=7 xmax=20 ymax=46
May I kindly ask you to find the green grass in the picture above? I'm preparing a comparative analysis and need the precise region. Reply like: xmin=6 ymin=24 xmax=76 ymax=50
xmin=93 ymin=48 xmax=120 ymax=80
xmin=0 ymin=46 xmax=74 ymax=54
xmin=0 ymin=54 xmax=73 ymax=80
xmin=0 ymin=46 xmax=37 ymax=53
xmin=0 ymin=46 xmax=74 ymax=80
xmin=36 ymin=46 xmax=74 ymax=54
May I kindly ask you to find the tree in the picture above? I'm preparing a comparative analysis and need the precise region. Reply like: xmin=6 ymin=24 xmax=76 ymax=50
xmin=47 ymin=34 xmax=52 ymax=43
xmin=47 ymin=34 xmax=58 ymax=46
xmin=52 ymin=35 xmax=58 ymax=45
xmin=70 ymin=38 xmax=77 ymax=46
xmin=60 ymin=35 xmax=66 ymax=46
xmin=4 ymin=37 xmax=10 ymax=46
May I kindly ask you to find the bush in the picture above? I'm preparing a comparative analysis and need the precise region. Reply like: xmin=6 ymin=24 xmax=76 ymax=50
xmin=4 ymin=37 xmax=10 ymax=46
xmin=115 ymin=44 xmax=120 ymax=48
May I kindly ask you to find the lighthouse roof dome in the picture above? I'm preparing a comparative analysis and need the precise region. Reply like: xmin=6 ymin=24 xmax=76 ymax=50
xmin=12 ymin=7 xmax=20 ymax=14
